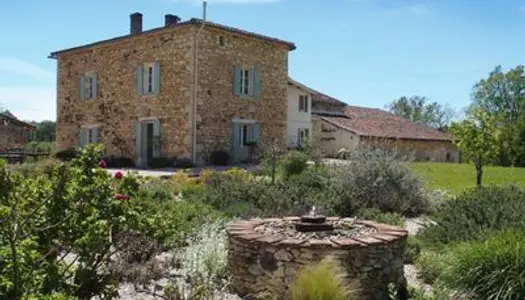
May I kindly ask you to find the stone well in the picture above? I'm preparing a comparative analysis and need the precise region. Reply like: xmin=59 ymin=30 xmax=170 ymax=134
xmin=227 ymin=216 xmax=408 ymax=300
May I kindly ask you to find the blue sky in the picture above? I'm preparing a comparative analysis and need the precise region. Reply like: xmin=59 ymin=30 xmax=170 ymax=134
xmin=2 ymin=0 xmax=525 ymax=121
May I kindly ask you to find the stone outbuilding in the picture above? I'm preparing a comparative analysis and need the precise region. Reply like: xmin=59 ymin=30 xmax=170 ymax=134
xmin=0 ymin=111 xmax=35 ymax=151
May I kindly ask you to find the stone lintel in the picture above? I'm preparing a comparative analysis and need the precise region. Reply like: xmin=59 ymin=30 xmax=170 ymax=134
xmin=352 ymin=236 xmax=384 ymax=245
xmin=330 ymin=237 xmax=365 ymax=247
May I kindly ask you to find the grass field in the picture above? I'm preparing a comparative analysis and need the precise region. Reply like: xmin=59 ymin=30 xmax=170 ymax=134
xmin=408 ymin=162 xmax=525 ymax=195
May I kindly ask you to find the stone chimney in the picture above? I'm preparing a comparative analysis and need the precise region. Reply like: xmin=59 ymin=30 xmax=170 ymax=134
xmin=130 ymin=12 xmax=143 ymax=35
xmin=165 ymin=14 xmax=181 ymax=27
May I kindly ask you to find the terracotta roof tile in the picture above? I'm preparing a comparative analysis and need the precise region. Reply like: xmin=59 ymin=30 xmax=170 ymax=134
xmin=320 ymin=106 xmax=453 ymax=141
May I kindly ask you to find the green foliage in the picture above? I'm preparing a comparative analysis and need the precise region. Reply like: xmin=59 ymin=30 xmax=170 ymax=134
xmin=355 ymin=208 xmax=405 ymax=227
xmin=440 ymin=229 xmax=525 ymax=300
xmin=387 ymin=96 xmax=455 ymax=130
xmin=280 ymin=150 xmax=309 ymax=180
xmin=419 ymin=185 xmax=525 ymax=247
xmin=404 ymin=236 xmax=423 ymax=264
xmin=450 ymin=108 xmax=499 ymax=185
xmin=4 ymin=158 xmax=59 ymax=178
xmin=332 ymin=149 xmax=433 ymax=217
xmin=0 ymin=144 xmax=138 ymax=299
xmin=414 ymin=250 xmax=449 ymax=284
xmin=289 ymin=257 xmax=354 ymax=300
xmin=29 ymin=120 xmax=56 ymax=142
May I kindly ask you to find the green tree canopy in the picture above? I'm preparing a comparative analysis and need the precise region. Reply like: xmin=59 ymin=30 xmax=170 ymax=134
xmin=387 ymin=96 xmax=455 ymax=130
xmin=450 ymin=108 xmax=499 ymax=186
xmin=471 ymin=65 xmax=525 ymax=166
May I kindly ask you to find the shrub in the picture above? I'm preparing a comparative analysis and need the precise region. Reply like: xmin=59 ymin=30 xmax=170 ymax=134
xmin=103 ymin=155 xmax=135 ymax=168
xmin=332 ymin=149 xmax=432 ymax=217
xmin=53 ymin=147 xmax=78 ymax=161
xmin=414 ymin=250 xmax=449 ymax=284
xmin=5 ymin=158 xmax=59 ymax=178
xmin=440 ymin=229 xmax=525 ymax=300
xmin=404 ymin=236 xmax=422 ymax=264
xmin=175 ymin=157 xmax=195 ymax=169
xmin=209 ymin=150 xmax=230 ymax=166
xmin=419 ymin=185 xmax=525 ymax=247
xmin=289 ymin=257 xmax=355 ymax=300
xmin=355 ymin=208 xmax=405 ymax=227
xmin=280 ymin=150 xmax=309 ymax=180
xmin=150 ymin=156 xmax=175 ymax=168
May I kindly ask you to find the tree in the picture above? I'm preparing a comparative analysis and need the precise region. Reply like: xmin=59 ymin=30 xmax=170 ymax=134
xmin=471 ymin=65 xmax=525 ymax=166
xmin=387 ymin=96 xmax=455 ymax=130
xmin=30 ymin=120 xmax=56 ymax=142
xmin=450 ymin=108 xmax=499 ymax=186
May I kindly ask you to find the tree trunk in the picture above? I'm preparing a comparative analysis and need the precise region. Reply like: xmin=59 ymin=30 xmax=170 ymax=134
xmin=476 ymin=164 xmax=483 ymax=186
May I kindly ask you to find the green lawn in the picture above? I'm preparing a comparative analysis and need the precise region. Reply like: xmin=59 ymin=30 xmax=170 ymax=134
xmin=408 ymin=162 xmax=525 ymax=195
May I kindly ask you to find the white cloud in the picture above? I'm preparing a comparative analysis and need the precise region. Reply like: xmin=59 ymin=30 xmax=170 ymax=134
xmin=173 ymin=0 xmax=280 ymax=4
xmin=0 ymin=58 xmax=54 ymax=82
xmin=0 ymin=86 xmax=55 ymax=121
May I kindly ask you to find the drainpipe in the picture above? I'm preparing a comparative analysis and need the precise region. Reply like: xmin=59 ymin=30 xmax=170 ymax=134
xmin=191 ymin=1 xmax=207 ymax=163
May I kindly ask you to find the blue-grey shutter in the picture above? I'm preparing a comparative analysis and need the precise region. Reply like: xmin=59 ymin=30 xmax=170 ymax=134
xmin=92 ymin=74 xmax=98 ymax=100
xmin=153 ymin=61 xmax=160 ymax=94
xmin=231 ymin=122 xmax=241 ymax=162
xmin=253 ymin=68 xmax=261 ymax=99
xmin=152 ymin=120 xmax=161 ymax=158
xmin=136 ymin=66 xmax=144 ymax=96
xmin=252 ymin=122 xmax=261 ymax=143
xmin=79 ymin=76 xmax=86 ymax=100
xmin=232 ymin=66 xmax=240 ymax=96
xmin=79 ymin=128 xmax=86 ymax=147
xmin=92 ymin=127 xmax=99 ymax=144
xmin=135 ymin=122 xmax=142 ymax=166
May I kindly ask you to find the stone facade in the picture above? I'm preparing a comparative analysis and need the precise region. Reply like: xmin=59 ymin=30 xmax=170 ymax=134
xmin=0 ymin=113 xmax=34 ymax=151
xmin=360 ymin=136 xmax=460 ymax=163
xmin=227 ymin=218 xmax=408 ymax=300
xmin=53 ymin=18 xmax=292 ymax=165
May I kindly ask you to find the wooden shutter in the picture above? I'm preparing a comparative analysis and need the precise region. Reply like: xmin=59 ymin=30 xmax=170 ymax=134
xmin=135 ymin=122 xmax=142 ymax=166
xmin=231 ymin=121 xmax=241 ymax=162
xmin=152 ymin=120 xmax=161 ymax=158
xmin=79 ymin=76 xmax=86 ymax=100
xmin=232 ymin=66 xmax=241 ymax=96
xmin=253 ymin=122 xmax=261 ymax=142
xmin=92 ymin=74 xmax=98 ymax=100
xmin=153 ymin=61 xmax=160 ymax=94
xmin=253 ymin=68 xmax=261 ymax=99
xmin=79 ymin=128 xmax=86 ymax=147
xmin=136 ymin=66 xmax=144 ymax=96
xmin=92 ymin=127 xmax=99 ymax=144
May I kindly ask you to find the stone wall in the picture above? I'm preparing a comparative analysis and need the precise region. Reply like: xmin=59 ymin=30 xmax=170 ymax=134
xmin=0 ymin=117 xmax=33 ymax=150
xmin=227 ymin=218 xmax=408 ymax=300
xmin=360 ymin=136 xmax=460 ymax=163
xmin=55 ymin=25 xmax=194 ymax=159
xmin=195 ymin=26 xmax=289 ymax=164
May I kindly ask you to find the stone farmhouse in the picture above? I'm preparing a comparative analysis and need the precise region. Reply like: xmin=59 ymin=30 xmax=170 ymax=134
xmin=50 ymin=12 xmax=458 ymax=167
xmin=50 ymin=13 xmax=295 ymax=167
xmin=0 ymin=111 xmax=35 ymax=151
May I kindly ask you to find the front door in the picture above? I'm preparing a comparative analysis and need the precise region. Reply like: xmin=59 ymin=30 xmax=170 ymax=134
xmin=136 ymin=119 xmax=161 ymax=168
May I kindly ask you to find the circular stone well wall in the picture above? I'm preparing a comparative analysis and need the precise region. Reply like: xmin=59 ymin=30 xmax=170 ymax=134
xmin=227 ymin=217 xmax=408 ymax=300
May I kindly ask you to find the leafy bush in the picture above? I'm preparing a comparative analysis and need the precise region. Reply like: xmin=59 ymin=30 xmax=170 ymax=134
xmin=209 ymin=150 xmax=230 ymax=166
xmin=332 ymin=149 xmax=432 ymax=217
xmin=5 ymin=158 xmax=59 ymax=178
xmin=440 ymin=229 xmax=525 ymax=300
xmin=419 ymin=185 xmax=525 ymax=247
xmin=53 ymin=147 xmax=78 ymax=161
xmin=414 ymin=250 xmax=449 ymax=284
xmin=166 ymin=220 xmax=230 ymax=299
xmin=355 ymin=208 xmax=405 ymax=227
xmin=404 ymin=236 xmax=422 ymax=264
xmin=289 ymin=257 xmax=354 ymax=300
xmin=280 ymin=150 xmax=309 ymax=180
xmin=150 ymin=156 xmax=175 ymax=168
xmin=103 ymin=155 xmax=135 ymax=168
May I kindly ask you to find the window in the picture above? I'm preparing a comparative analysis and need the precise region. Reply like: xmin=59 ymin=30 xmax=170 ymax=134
xmin=80 ymin=73 xmax=97 ymax=100
xmin=240 ymin=68 xmax=253 ymax=96
xmin=218 ymin=35 xmax=225 ymax=46
xmin=233 ymin=66 xmax=261 ymax=98
xmin=297 ymin=128 xmax=310 ymax=146
xmin=298 ymin=95 xmax=309 ymax=112
xmin=137 ymin=62 xmax=160 ymax=95
xmin=239 ymin=123 xmax=252 ymax=146
xmin=79 ymin=126 xmax=99 ymax=147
